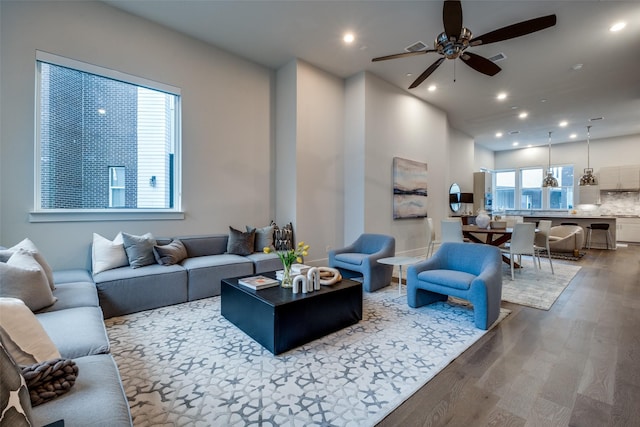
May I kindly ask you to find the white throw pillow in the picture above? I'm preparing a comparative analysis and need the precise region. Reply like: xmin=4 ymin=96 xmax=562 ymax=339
xmin=92 ymin=232 xmax=129 ymax=274
xmin=8 ymin=238 xmax=56 ymax=291
xmin=0 ymin=249 xmax=57 ymax=312
xmin=0 ymin=297 xmax=61 ymax=365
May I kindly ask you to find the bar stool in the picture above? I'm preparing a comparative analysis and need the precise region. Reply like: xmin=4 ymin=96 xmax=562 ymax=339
xmin=586 ymin=223 xmax=613 ymax=249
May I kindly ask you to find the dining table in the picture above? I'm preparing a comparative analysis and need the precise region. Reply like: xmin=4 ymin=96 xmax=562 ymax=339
xmin=462 ymin=225 xmax=519 ymax=267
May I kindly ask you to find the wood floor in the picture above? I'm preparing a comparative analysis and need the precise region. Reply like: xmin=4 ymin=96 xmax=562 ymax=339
xmin=377 ymin=244 xmax=640 ymax=427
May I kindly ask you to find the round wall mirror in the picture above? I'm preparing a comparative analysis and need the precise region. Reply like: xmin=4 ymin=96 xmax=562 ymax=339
xmin=449 ymin=183 xmax=461 ymax=213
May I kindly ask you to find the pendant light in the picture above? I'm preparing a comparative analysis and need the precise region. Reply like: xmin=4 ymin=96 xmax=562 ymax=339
xmin=579 ymin=125 xmax=597 ymax=186
xmin=542 ymin=131 xmax=558 ymax=187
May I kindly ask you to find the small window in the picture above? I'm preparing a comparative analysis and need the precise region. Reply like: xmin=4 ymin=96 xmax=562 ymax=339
xmin=495 ymin=170 xmax=515 ymax=210
xmin=109 ymin=167 xmax=125 ymax=208
xmin=35 ymin=51 xmax=181 ymax=215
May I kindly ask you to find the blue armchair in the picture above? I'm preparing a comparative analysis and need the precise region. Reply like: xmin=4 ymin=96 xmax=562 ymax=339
xmin=406 ymin=242 xmax=502 ymax=330
xmin=328 ymin=234 xmax=395 ymax=292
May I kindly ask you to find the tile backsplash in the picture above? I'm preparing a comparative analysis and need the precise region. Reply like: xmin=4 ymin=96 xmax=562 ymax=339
xmin=598 ymin=191 xmax=640 ymax=216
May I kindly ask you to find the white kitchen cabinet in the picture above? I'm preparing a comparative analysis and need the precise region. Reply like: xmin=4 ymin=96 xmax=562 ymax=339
xmin=617 ymin=217 xmax=640 ymax=243
xmin=599 ymin=166 xmax=640 ymax=190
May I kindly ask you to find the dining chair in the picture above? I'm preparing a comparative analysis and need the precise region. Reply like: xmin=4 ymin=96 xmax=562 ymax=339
xmin=500 ymin=222 xmax=538 ymax=280
xmin=426 ymin=217 xmax=438 ymax=257
xmin=534 ymin=220 xmax=554 ymax=274
xmin=441 ymin=219 xmax=464 ymax=243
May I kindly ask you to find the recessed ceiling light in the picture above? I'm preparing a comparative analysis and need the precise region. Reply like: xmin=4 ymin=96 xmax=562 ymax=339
xmin=511 ymin=106 xmax=518 ymax=110
xmin=427 ymin=85 xmax=437 ymax=92
xmin=570 ymin=133 xmax=577 ymax=139
xmin=571 ymin=63 xmax=584 ymax=71
xmin=495 ymin=132 xmax=503 ymax=138
xmin=343 ymin=33 xmax=355 ymax=44
xmin=406 ymin=73 xmax=413 ymax=77
xmin=496 ymin=92 xmax=507 ymax=101
xmin=610 ymin=22 xmax=626 ymax=32
xmin=518 ymin=112 xmax=528 ymax=119
xmin=512 ymin=142 xmax=519 ymax=146
xmin=559 ymin=120 xmax=568 ymax=127
xmin=540 ymin=99 xmax=547 ymax=103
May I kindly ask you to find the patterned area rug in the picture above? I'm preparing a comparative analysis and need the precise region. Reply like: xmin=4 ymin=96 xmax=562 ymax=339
xmin=501 ymin=259 xmax=581 ymax=310
xmin=106 ymin=287 xmax=509 ymax=426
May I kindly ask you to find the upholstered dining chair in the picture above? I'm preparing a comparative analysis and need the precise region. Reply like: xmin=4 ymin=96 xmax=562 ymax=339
xmin=534 ymin=220 xmax=554 ymax=274
xmin=328 ymin=233 xmax=395 ymax=292
xmin=500 ymin=222 xmax=538 ymax=280
xmin=426 ymin=218 xmax=437 ymax=257
xmin=440 ymin=219 xmax=464 ymax=243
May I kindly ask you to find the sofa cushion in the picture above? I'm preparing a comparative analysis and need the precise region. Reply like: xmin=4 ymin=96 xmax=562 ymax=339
xmin=94 ymin=264 xmax=188 ymax=318
xmin=122 ymin=232 xmax=156 ymax=268
xmin=334 ymin=252 xmax=367 ymax=266
xmin=417 ymin=269 xmax=477 ymax=291
xmin=153 ymin=238 xmax=188 ymax=266
xmin=0 ymin=334 xmax=34 ymax=427
xmin=245 ymin=252 xmax=283 ymax=274
xmin=179 ymin=235 xmax=228 ymax=257
xmin=36 ymin=307 xmax=110 ymax=359
xmin=0 ymin=298 xmax=61 ymax=365
xmin=0 ymin=249 xmax=57 ymax=312
xmin=246 ymin=224 xmax=275 ymax=252
xmin=5 ymin=238 xmax=56 ymax=291
xmin=52 ymin=269 xmax=94 ymax=285
xmin=92 ymin=232 xmax=129 ymax=274
xmin=31 ymin=354 xmax=132 ymax=427
xmin=37 ymin=282 xmax=99 ymax=313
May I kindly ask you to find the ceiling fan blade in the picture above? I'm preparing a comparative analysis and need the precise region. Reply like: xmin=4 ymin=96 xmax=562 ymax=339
xmin=443 ymin=0 xmax=463 ymax=40
xmin=409 ymin=57 xmax=445 ymax=89
xmin=470 ymin=14 xmax=557 ymax=46
xmin=371 ymin=50 xmax=434 ymax=62
xmin=460 ymin=52 xmax=501 ymax=76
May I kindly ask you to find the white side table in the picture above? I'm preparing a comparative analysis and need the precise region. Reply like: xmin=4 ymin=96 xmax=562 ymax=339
xmin=377 ymin=256 xmax=421 ymax=295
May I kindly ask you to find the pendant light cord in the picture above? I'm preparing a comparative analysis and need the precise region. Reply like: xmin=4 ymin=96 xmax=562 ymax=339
xmin=586 ymin=125 xmax=592 ymax=169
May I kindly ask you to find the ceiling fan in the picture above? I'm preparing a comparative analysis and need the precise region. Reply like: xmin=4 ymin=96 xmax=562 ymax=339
xmin=372 ymin=0 xmax=556 ymax=89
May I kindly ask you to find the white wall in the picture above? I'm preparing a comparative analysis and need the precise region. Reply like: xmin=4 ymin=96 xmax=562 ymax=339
xmin=275 ymin=59 xmax=345 ymax=263
xmin=359 ymin=73 xmax=450 ymax=255
xmin=0 ymin=1 xmax=273 ymax=269
xmin=448 ymin=126 xmax=475 ymax=194
xmin=0 ymin=1 xmax=463 ymax=270
xmin=494 ymin=133 xmax=640 ymax=177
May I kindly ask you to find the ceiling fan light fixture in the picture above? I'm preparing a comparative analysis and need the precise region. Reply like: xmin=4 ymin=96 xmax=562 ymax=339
xmin=579 ymin=125 xmax=598 ymax=186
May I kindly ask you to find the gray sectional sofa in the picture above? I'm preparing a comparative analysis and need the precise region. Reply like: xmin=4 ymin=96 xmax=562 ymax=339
xmin=32 ymin=269 xmax=132 ymax=427
xmin=94 ymin=234 xmax=283 ymax=318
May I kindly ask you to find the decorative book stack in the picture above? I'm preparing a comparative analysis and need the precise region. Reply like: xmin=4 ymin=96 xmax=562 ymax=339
xmin=238 ymin=275 xmax=279 ymax=290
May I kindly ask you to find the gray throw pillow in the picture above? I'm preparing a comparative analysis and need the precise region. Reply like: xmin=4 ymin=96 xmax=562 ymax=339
xmin=0 ymin=250 xmax=57 ymax=312
xmin=246 ymin=225 xmax=275 ymax=252
xmin=227 ymin=227 xmax=255 ymax=256
xmin=121 ymin=232 xmax=156 ymax=268
xmin=153 ymin=239 xmax=188 ymax=266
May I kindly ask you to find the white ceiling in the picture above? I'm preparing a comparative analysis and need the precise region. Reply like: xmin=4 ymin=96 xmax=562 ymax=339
xmin=105 ymin=0 xmax=640 ymax=151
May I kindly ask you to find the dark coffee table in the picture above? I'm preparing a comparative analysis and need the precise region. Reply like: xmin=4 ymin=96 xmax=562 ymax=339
xmin=221 ymin=273 xmax=362 ymax=354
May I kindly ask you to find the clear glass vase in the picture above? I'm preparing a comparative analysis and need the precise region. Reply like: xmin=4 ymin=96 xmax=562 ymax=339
xmin=281 ymin=263 xmax=293 ymax=288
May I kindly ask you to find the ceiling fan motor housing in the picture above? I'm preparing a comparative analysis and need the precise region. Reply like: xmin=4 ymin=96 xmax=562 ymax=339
xmin=436 ymin=27 xmax=472 ymax=59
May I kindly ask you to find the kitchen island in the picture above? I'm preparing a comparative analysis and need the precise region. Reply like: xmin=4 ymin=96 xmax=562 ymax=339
xmin=520 ymin=215 xmax=617 ymax=250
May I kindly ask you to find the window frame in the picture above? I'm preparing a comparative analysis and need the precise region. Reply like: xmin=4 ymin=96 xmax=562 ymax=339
xmin=31 ymin=51 xmax=183 ymax=222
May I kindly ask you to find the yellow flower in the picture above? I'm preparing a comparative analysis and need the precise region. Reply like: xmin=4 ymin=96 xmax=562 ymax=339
xmin=302 ymin=251 xmax=308 ymax=257
xmin=298 ymin=241 xmax=305 ymax=247
xmin=263 ymin=247 xmax=272 ymax=254
xmin=296 ymin=257 xmax=303 ymax=263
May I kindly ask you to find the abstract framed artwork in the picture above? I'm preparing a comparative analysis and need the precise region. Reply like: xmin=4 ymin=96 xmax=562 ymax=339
xmin=393 ymin=157 xmax=428 ymax=219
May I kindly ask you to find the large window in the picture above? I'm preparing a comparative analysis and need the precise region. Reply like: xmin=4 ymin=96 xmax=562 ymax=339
xmin=494 ymin=165 xmax=574 ymax=211
xmin=35 ymin=51 xmax=181 ymax=216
